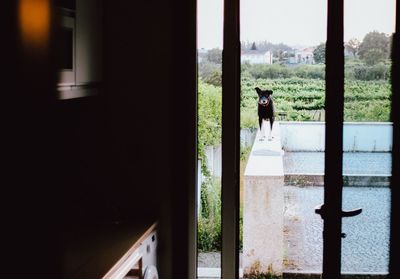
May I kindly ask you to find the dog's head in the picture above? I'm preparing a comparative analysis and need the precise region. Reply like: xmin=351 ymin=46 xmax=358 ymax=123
xmin=255 ymin=87 xmax=273 ymax=106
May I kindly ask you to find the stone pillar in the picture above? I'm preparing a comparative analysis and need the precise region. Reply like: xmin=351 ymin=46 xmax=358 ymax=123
xmin=243 ymin=122 xmax=284 ymax=275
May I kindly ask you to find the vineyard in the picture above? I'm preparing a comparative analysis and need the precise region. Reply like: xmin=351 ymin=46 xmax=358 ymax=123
xmin=241 ymin=77 xmax=391 ymax=127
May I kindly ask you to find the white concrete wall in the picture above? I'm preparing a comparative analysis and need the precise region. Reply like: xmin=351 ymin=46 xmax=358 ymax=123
xmin=201 ymin=122 xmax=392 ymax=180
xmin=343 ymin=123 xmax=393 ymax=152
xmin=204 ymin=145 xmax=222 ymax=177
xmin=280 ymin=122 xmax=393 ymax=152
xmin=241 ymin=128 xmax=257 ymax=148
xmin=280 ymin=122 xmax=325 ymax=152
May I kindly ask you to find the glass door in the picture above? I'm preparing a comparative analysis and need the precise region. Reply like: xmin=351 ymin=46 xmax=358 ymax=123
xmin=339 ymin=0 xmax=395 ymax=275
xmin=215 ymin=0 xmax=400 ymax=278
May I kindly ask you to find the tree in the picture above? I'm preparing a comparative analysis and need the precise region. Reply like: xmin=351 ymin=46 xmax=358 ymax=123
xmin=313 ymin=43 xmax=326 ymax=64
xmin=345 ymin=38 xmax=360 ymax=57
xmin=358 ymin=31 xmax=390 ymax=65
xmin=206 ymin=48 xmax=222 ymax=64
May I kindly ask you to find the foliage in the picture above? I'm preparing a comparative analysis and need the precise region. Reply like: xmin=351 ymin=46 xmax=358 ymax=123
xmin=239 ymin=77 xmax=391 ymax=127
xmin=197 ymin=162 xmax=246 ymax=252
xmin=243 ymin=272 xmax=282 ymax=279
xmin=345 ymin=38 xmax=361 ymax=57
xmin=198 ymin=217 xmax=221 ymax=251
xmin=197 ymin=81 xmax=222 ymax=161
xmin=246 ymin=64 xmax=291 ymax=79
xmin=359 ymin=31 xmax=391 ymax=65
xmin=313 ymin=43 xmax=326 ymax=64
xmin=198 ymin=61 xmax=222 ymax=86
xmin=292 ymin=64 xmax=325 ymax=79
xmin=241 ymin=64 xmax=325 ymax=80
xmin=200 ymin=58 xmax=390 ymax=88
xmin=352 ymin=63 xmax=391 ymax=81
xmin=244 ymin=261 xmax=282 ymax=279
xmin=206 ymin=48 xmax=223 ymax=64
xmin=198 ymin=176 xmax=222 ymax=251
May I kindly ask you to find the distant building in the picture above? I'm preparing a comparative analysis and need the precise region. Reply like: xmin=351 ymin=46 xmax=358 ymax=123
xmin=241 ymin=50 xmax=273 ymax=64
xmin=197 ymin=48 xmax=208 ymax=63
xmin=294 ymin=47 xmax=315 ymax=64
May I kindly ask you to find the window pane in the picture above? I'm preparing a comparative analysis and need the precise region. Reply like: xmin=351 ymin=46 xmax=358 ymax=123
xmin=197 ymin=0 xmax=223 ymax=278
xmin=240 ymin=0 xmax=327 ymax=277
xmin=341 ymin=0 xmax=395 ymax=274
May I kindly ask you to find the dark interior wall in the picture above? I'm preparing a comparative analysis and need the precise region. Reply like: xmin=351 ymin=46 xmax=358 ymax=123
xmin=53 ymin=0 xmax=179 ymax=276
xmin=3 ymin=0 xmax=192 ymax=277
xmin=58 ymin=0 xmax=173 ymax=224
xmin=57 ymin=0 xmax=177 ymax=277
xmin=101 ymin=0 xmax=173 ymax=221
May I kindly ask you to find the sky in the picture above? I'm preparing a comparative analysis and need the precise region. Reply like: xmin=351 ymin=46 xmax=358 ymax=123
xmin=197 ymin=0 xmax=396 ymax=49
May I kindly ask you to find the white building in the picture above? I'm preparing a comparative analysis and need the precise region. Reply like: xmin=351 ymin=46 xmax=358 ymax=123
xmin=294 ymin=47 xmax=315 ymax=64
xmin=241 ymin=50 xmax=273 ymax=64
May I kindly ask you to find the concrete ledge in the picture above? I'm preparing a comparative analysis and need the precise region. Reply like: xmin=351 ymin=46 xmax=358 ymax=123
xmin=342 ymin=175 xmax=390 ymax=187
xmin=284 ymin=174 xmax=324 ymax=186
xmin=284 ymin=174 xmax=390 ymax=187
xmin=245 ymin=130 xmax=284 ymax=177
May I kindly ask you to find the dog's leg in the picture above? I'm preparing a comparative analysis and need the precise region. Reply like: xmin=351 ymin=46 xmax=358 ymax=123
xmin=259 ymin=118 xmax=265 ymax=141
xmin=268 ymin=117 xmax=274 ymax=141
xmin=262 ymin=119 xmax=267 ymax=140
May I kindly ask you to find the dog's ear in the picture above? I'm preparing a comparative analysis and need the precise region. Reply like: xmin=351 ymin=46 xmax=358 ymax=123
xmin=269 ymin=90 xmax=273 ymax=95
xmin=255 ymin=87 xmax=261 ymax=95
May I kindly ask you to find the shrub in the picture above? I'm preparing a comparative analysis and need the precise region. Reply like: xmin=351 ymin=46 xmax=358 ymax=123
xmin=198 ymin=81 xmax=222 ymax=160
xmin=353 ymin=63 xmax=390 ymax=80
xmin=198 ymin=61 xmax=222 ymax=85
xmin=198 ymin=176 xmax=222 ymax=251
xmin=197 ymin=164 xmax=245 ymax=252
xmin=248 ymin=64 xmax=291 ymax=79
xmin=241 ymin=108 xmax=258 ymax=129
xmin=245 ymin=64 xmax=325 ymax=80
xmin=198 ymin=217 xmax=221 ymax=251
xmin=292 ymin=65 xmax=325 ymax=79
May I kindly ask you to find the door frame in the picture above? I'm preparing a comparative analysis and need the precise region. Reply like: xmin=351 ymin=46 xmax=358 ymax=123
xmin=389 ymin=1 xmax=400 ymax=278
xmin=221 ymin=0 xmax=241 ymax=278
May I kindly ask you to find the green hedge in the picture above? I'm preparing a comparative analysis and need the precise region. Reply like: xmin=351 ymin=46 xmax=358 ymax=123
xmin=240 ymin=62 xmax=390 ymax=81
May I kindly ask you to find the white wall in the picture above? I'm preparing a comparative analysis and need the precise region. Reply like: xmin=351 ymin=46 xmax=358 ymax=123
xmin=204 ymin=145 xmax=222 ymax=177
xmin=280 ymin=122 xmax=393 ymax=152
xmin=201 ymin=122 xmax=392 ymax=180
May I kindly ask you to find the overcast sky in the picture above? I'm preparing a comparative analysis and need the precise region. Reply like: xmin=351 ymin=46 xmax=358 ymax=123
xmin=197 ymin=0 xmax=396 ymax=49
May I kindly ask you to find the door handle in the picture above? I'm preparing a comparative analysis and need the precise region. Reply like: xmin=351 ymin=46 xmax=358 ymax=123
xmin=341 ymin=208 xmax=362 ymax=217
xmin=314 ymin=203 xmax=363 ymax=219
xmin=315 ymin=204 xmax=362 ymax=238
xmin=314 ymin=203 xmax=326 ymax=218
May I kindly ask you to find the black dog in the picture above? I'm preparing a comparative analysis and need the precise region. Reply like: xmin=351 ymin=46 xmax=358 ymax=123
xmin=255 ymin=87 xmax=274 ymax=141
